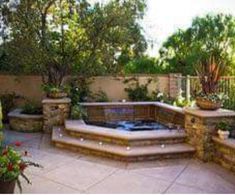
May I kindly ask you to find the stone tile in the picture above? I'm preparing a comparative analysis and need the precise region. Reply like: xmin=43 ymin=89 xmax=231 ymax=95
xmin=24 ymin=149 xmax=77 ymax=176
xmin=87 ymin=170 xmax=170 ymax=194
xmin=165 ymin=183 xmax=206 ymax=194
xmin=44 ymin=159 xmax=118 ymax=191
xmin=14 ymin=174 xmax=81 ymax=194
xmin=202 ymin=161 xmax=235 ymax=186
xmin=130 ymin=164 xmax=186 ymax=182
xmin=176 ymin=160 xmax=235 ymax=193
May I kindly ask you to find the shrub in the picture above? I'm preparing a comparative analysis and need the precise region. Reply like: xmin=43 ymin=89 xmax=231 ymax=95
xmin=216 ymin=121 xmax=231 ymax=132
xmin=124 ymin=77 xmax=153 ymax=101
xmin=21 ymin=102 xmax=42 ymax=115
xmin=67 ymin=77 xmax=93 ymax=105
xmin=70 ymin=105 xmax=87 ymax=120
xmin=0 ymin=92 xmax=23 ymax=123
xmin=90 ymin=90 xmax=109 ymax=102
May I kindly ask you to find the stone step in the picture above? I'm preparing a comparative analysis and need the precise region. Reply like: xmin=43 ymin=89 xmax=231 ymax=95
xmin=65 ymin=120 xmax=187 ymax=146
xmin=52 ymin=127 xmax=195 ymax=162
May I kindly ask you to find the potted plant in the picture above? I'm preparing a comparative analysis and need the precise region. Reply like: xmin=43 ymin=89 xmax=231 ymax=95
xmin=195 ymin=56 xmax=227 ymax=110
xmin=0 ymin=146 xmax=41 ymax=193
xmin=216 ymin=121 xmax=231 ymax=140
xmin=42 ymin=84 xmax=69 ymax=99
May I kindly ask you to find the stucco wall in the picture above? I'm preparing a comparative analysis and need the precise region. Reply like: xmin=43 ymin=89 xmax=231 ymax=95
xmin=0 ymin=74 xmax=174 ymax=103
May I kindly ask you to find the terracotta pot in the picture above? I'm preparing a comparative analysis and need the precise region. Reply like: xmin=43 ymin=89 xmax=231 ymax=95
xmin=0 ymin=179 xmax=16 ymax=194
xmin=218 ymin=130 xmax=230 ymax=140
xmin=47 ymin=92 xmax=67 ymax=99
xmin=196 ymin=97 xmax=221 ymax=110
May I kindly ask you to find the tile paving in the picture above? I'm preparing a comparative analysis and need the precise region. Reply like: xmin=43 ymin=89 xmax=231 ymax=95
xmin=3 ymin=129 xmax=235 ymax=194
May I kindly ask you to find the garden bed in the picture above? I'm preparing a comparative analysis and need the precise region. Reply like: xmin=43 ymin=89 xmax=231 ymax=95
xmin=8 ymin=109 xmax=43 ymax=132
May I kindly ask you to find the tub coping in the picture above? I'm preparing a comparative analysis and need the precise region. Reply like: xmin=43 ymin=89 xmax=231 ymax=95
xmin=8 ymin=109 xmax=43 ymax=119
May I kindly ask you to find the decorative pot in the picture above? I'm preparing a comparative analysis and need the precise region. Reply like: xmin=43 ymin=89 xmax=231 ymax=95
xmin=0 ymin=179 xmax=16 ymax=194
xmin=196 ymin=97 xmax=221 ymax=110
xmin=47 ymin=92 xmax=67 ymax=99
xmin=218 ymin=130 xmax=230 ymax=140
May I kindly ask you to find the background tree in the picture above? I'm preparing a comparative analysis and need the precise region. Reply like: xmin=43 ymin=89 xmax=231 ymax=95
xmin=2 ymin=0 xmax=147 ymax=86
xmin=159 ymin=14 xmax=235 ymax=75
xmin=124 ymin=56 xmax=165 ymax=74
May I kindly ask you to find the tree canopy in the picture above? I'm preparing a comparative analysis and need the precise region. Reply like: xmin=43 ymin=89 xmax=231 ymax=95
xmin=159 ymin=14 xmax=235 ymax=75
xmin=0 ymin=0 xmax=147 ymax=86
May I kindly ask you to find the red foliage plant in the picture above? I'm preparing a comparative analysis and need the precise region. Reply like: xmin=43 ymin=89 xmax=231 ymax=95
xmin=195 ymin=56 xmax=227 ymax=95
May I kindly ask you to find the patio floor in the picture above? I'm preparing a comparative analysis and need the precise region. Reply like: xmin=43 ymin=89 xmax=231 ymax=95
xmin=2 ymin=128 xmax=235 ymax=194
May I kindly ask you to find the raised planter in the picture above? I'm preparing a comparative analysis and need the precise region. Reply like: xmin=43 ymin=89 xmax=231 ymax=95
xmin=8 ymin=109 xmax=43 ymax=132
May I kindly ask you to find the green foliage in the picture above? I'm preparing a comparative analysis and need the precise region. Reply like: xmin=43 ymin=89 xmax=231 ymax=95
xmin=216 ymin=121 xmax=231 ymax=132
xmin=42 ymin=84 xmax=69 ymax=94
xmin=67 ymin=77 xmax=93 ymax=105
xmin=124 ymin=77 xmax=153 ymax=101
xmin=197 ymin=92 xmax=228 ymax=103
xmin=0 ymin=101 xmax=3 ymax=147
xmin=91 ymin=90 xmax=109 ymax=102
xmin=0 ymin=92 xmax=23 ymax=123
xmin=159 ymin=14 xmax=235 ymax=75
xmin=21 ymin=102 xmax=42 ymax=115
xmin=70 ymin=105 xmax=87 ymax=120
xmin=124 ymin=56 xmax=165 ymax=74
xmin=2 ymin=0 xmax=147 ymax=85
xmin=0 ymin=146 xmax=42 ymax=192
xmin=173 ymin=93 xmax=195 ymax=108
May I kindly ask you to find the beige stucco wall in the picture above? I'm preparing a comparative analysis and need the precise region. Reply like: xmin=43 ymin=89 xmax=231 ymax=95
xmin=0 ymin=74 xmax=172 ymax=103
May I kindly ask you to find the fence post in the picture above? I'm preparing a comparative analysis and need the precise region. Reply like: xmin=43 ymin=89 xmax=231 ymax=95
xmin=169 ymin=73 xmax=182 ymax=98
xmin=186 ymin=75 xmax=191 ymax=101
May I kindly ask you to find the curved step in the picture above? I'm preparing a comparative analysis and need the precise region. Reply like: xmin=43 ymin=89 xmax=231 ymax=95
xmin=65 ymin=120 xmax=187 ymax=146
xmin=52 ymin=127 xmax=195 ymax=162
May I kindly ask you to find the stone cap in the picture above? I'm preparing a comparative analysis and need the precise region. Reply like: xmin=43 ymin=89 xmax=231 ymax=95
xmin=8 ymin=109 xmax=43 ymax=119
xmin=184 ymin=107 xmax=235 ymax=118
xmin=213 ymin=136 xmax=235 ymax=150
xmin=42 ymin=98 xmax=71 ymax=104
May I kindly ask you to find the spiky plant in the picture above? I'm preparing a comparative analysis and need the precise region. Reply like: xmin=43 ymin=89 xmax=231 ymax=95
xmin=195 ymin=56 xmax=227 ymax=96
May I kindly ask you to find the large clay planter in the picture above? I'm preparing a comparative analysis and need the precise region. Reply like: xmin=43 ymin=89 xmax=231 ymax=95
xmin=196 ymin=97 xmax=221 ymax=110
xmin=0 ymin=179 xmax=16 ymax=194
xmin=47 ymin=92 xmax=67 ymax=99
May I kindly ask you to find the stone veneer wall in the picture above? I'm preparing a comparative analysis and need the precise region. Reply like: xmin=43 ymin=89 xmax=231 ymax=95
xmin=185 ymin=108 xmax=235 ymax=162
xmin=212 ymin=137 xmax=235 ymax=172
xmin=42 ymin=98 xmax=71 ymax=133
xmin=8 ymin=109 xmax=43 ymax=132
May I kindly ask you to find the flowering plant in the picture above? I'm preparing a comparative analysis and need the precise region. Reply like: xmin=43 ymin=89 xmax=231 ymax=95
xmin=197 ymin=92 xmax=228 ymax=103
xmin=0 ymin=146 xmax=41 ymax=192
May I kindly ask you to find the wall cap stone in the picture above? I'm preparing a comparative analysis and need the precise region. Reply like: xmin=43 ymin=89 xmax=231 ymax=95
xmin=42 ymin=98 xmax=71 ymax=104
xmin=184 ymin=107 xmax=235 ymax=118
xmin=213 ymin=136 xmax=235 ymax=150
xmin=8 ymin=109 xmax=43 ymax=119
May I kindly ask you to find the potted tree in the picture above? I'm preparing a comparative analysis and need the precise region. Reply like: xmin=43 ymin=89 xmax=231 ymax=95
xmin=195 ymin=56 xmax=227 ymax=110
xmin=216 ymin=121 xmax=231 ymax=140
xmin=0 ymin=147 xmax=41 ymax=193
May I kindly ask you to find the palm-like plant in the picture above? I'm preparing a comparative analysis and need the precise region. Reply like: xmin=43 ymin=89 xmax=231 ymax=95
xmin=195 ymin=56 xmax=227 ymax=95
